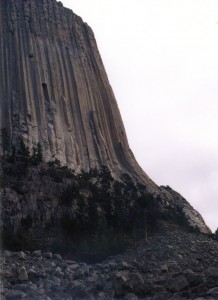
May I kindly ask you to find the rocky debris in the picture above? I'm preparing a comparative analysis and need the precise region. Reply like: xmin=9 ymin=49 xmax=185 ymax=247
xmin=1 ymin=227 xmax=218 ymax=300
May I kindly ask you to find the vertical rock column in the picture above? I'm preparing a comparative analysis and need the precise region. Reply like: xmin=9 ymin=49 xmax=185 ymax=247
xmin=0 ymin=0 xmax=157 ymax=191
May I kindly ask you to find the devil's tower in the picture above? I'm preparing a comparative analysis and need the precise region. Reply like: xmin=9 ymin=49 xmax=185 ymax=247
xmin=0 ymin=0 xmax=151 ymax=183
xmin=0 ymin=0 xmax=211 ymax=236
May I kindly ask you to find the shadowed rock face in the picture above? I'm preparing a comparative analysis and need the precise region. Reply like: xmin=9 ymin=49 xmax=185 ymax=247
xmin=0 ymin=0 xmax=211 ymax=235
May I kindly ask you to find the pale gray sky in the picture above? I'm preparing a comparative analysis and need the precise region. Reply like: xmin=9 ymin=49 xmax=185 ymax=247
xmin=62 ymin=0 xmax=218 ymax=232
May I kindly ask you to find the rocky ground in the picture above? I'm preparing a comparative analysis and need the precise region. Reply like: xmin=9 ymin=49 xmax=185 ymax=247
xmin=1 ymin=226 xmax=218 ymax=300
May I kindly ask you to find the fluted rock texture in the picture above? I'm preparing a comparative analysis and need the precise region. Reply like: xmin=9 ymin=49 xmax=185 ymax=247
xmin=0 ymin=0 xmax=150 ymax=181
xmin=0 ymin=0 xmax=211 ymax=235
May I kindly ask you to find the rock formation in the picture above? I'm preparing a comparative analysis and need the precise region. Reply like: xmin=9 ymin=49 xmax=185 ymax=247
xmin=0 ymin=0 xmax=211 ymax=243
xmin=0 ymin=3 xmax=216 ymax=300
xmin=0 ymin=0 xmax=152 ymax=183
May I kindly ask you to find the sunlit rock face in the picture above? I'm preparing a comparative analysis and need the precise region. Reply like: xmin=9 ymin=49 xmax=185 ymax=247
xmin=0 ymin=0 xmax=149 ymax=179
xmin=160 ymin=186 xmax=211 ymax=235
xmin=0 ymin=0 xmax=211 ymax=235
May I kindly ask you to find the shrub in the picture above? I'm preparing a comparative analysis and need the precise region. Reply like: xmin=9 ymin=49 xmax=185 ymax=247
xmin=18 ymin=139 xmax=30 ymax=162
xmin=214 ymin=228 xmax=218 ymax=241
xmin=0 ymin=175 xmax=6 ymax=188
xmin=1 ymin=128 xmax=11 ymax=155
xmin=30 ymin=142 xmax=43 ymax=165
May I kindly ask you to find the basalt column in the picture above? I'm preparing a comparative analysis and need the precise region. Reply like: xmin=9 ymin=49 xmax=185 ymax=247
xmin=0 ymin=0 xmax=211 ymax=236
xmin=0 ymin=0 xmax=157 ymax=189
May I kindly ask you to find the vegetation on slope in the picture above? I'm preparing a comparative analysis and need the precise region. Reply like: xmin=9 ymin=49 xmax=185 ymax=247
xmin=0 ymin=132 xmax=211 ymax=261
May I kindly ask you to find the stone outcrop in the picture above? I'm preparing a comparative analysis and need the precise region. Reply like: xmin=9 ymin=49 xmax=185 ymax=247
xmin=160 ymin=186 xmax=211 ymax=235
xmin=0 ymin=0 xmax=153 ymax=186
xmin=0 ymin=0 xmax=211 ymax=240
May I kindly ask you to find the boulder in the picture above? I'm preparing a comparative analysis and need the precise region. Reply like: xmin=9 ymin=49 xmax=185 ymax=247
xmin=18 ymin=267 xmax=28 ymax=281
xmin=113 ymin=271 xmax=147 ymax=297
xmin=32 ymin=250 xmax=41 ymax=257
xmin=166 ymin=274 xmax=189 ymax=292
xmin=207 ymin=267 xmax=218 ymax=278
xmin=160 ymin=264 xmax=168 ymax=273
xmin=42 ymin=252 xmax=53 ymax=259
xmin=5 ymin=289 xmax=26 ymax=299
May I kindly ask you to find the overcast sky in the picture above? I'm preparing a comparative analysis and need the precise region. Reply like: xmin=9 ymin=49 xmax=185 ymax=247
xmin=62 ymin=0 xmax=218 ymax=232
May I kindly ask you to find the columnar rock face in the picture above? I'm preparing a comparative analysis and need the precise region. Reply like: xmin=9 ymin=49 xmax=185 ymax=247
xmin=0 ymin=0 xmax=151 ymax=182
xmin=0 ymin=0 xmax=211 ymax=235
